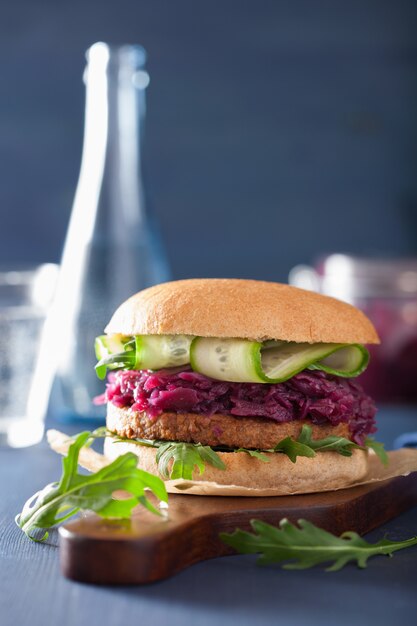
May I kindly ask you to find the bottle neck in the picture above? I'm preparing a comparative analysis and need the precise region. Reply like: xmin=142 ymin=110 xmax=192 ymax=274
xmin=74 ymin=43 xmax=150 ymax=245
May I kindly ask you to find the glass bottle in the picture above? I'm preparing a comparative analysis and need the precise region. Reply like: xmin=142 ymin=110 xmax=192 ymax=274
xmin=31 ymin=42 xmax=170 ymax=421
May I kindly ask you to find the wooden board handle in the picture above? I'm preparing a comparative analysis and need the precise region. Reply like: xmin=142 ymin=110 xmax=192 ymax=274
xmin=59 ymin=474 xmax=417 ymax=584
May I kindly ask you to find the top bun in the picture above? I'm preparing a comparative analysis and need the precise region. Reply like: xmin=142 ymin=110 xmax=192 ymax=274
xmin=105 ymin=279 xmax=379 ymax=344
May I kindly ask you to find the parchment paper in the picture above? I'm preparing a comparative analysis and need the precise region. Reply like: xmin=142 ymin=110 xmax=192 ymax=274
xmin=47 ymin=429 xmax=417 ymax=497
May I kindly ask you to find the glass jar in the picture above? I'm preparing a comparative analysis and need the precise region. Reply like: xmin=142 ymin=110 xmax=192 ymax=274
xmin=289 ymin=255 xmax=417 ymax=403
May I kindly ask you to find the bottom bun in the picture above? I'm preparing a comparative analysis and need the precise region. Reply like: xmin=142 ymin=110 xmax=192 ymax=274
xmin=103 ymin=436 xmax=369 ymax=496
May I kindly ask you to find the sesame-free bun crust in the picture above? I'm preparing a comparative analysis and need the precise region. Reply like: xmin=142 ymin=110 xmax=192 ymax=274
xmin=103 ymin=435 xmax=369 ymax=494
xmin=105 ymin=279 xmax=379 ymax=344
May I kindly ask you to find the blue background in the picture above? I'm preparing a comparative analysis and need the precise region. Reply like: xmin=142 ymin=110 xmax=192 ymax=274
xmin=1 ymin=7 xmax=417 ymax=624
xmin=1 ymin=0 xmax=416 ymax=281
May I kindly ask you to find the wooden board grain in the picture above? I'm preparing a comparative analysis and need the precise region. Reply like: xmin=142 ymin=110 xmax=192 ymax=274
xmin=58 ymin=472 xmax=417 ymax=585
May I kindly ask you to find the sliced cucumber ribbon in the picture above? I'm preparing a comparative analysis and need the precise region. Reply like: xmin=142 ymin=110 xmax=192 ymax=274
xmin=94 ymin=334 xmax=136 ymax=379
xmin=190 ymin=338 xmax=369 ymax=383
xmin=134 ymin=335 xmax=193 ymax=370
xmin=95 ymin=334 xmax=193 ymax=379
xmin=95 ymin=334 xmax=369 ymax=382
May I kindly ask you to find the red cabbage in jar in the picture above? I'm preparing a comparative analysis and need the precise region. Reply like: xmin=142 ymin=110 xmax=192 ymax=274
xmin=291 ymin=256 xmax=417 ymax=403
xmin=95 ymin=368 xmax=377 ymax=444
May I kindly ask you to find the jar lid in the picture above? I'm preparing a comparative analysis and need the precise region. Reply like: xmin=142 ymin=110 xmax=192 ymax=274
xmin=289 ymin=255 xmax=417 ymax=301
xmin=320 ymin=255 xmax=417 ymax=299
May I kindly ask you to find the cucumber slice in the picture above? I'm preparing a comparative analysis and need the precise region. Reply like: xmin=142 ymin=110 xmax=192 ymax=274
xmin=309 ymin=344 xmax=369 ymax=377
xmin=261 ymin=342 xmax=369 ymax=379
xmin=94 ymin=334 xmax=127 ymax=360
xmin=95 ymin=333 xmax=369 ymax=382
xmin=134 ymin=335 xmax=194 ymax=370
xmin=95 ymin=333 xmax=193 ymax=377
xmin=95 ymin=334 xmax=136 ymax=379
xmin=260 ymin=342 xmax=346 ymax=380
xmin=190 ymin=337 xmax=262 ymax=383
xmin=190 ymin=338 xmax=369 ymax=383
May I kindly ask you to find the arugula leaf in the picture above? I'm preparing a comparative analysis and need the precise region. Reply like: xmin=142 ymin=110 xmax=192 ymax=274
xmin=296 ymin=424 xmax=358 ymax=457
xmin=365 ymin=437 xmax=389 ymax=466
xmin=105 ymin=431 xmax=226 ymax=479
xmin=272 ymin=424 xmax=355 ymax=462
xmin=16 ymin=431 xmax=168 ymax=541
xmin=95 ymin=350 xmax=136 ymax=380
xmin=272 ymin=426 xmax=387 ymax=465
xmin=220 ymin=518 xmax=417 ymax=571
xmin=236 ymin=448 xmax=270 ymax=463
xmin=106 ymin=425 xmax=388 ymax=477
xmin=88 ymin=425 xmax=109 ymax=439
xmin=104 ymin=431 xmax=158 ymax=448
xmin=274 ymin=437 xmax=316 ymax=463
xmin=155 ymin=441 xmax=226 ymax=480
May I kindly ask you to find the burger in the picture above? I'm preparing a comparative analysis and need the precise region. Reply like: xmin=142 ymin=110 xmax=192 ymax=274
xmin=94 ymin=278 xmax=381 ymax=495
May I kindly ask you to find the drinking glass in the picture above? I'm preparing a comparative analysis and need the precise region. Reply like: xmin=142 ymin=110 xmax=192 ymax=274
xmin=0 ymin=264 xmax=59 ymax=446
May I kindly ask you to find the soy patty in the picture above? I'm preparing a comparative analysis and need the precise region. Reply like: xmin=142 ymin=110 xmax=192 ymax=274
xmin=106 ymin=402 xmax=351 ymax=450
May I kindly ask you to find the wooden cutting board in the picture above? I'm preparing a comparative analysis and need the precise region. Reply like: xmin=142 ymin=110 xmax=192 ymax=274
xmin=59 ymin=472 xmax=417 ymax=585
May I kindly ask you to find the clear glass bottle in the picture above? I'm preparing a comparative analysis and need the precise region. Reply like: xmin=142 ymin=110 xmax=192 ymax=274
xmin=36 ymin=42 xmax=170 ymax=420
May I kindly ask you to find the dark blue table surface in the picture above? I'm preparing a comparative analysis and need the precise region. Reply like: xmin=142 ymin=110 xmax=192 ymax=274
xmin=1 ymin=406 xmax=417 ymax=626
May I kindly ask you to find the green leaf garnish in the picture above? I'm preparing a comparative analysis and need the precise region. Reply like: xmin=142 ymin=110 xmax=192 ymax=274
xmin=236 ymin=448 xmax=271 ymax=462
xmin=274 ymin=436 xmax=316 ymax=462
xmin=156 ymin=441 xmax=226 ymax=480
xmin=106 ymin=431 xmax=226 ymax=479
xmin=296 ymin=424 xmax=356 ymax=454
xmin=95 ymin=350 xmax=136 ymax=380
xmin=106 ymin=425 xmax=388 ymax=479
xmin=220 ymin=518 xmax=417 ymax=571
xmin=272 ymin=425 xmax=387 ymax=465
xmin=365 ymin=437 xmax=389 ymax=466
xmin=273 ymin=425 xmax=357 ymax=462
xmin=94 ymin=335 xmax=137 ymax=379
xmin=114 ymin=435 xmax=158 ymax=448
xmin=15 ymin=431 xmax=168 ymax=541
